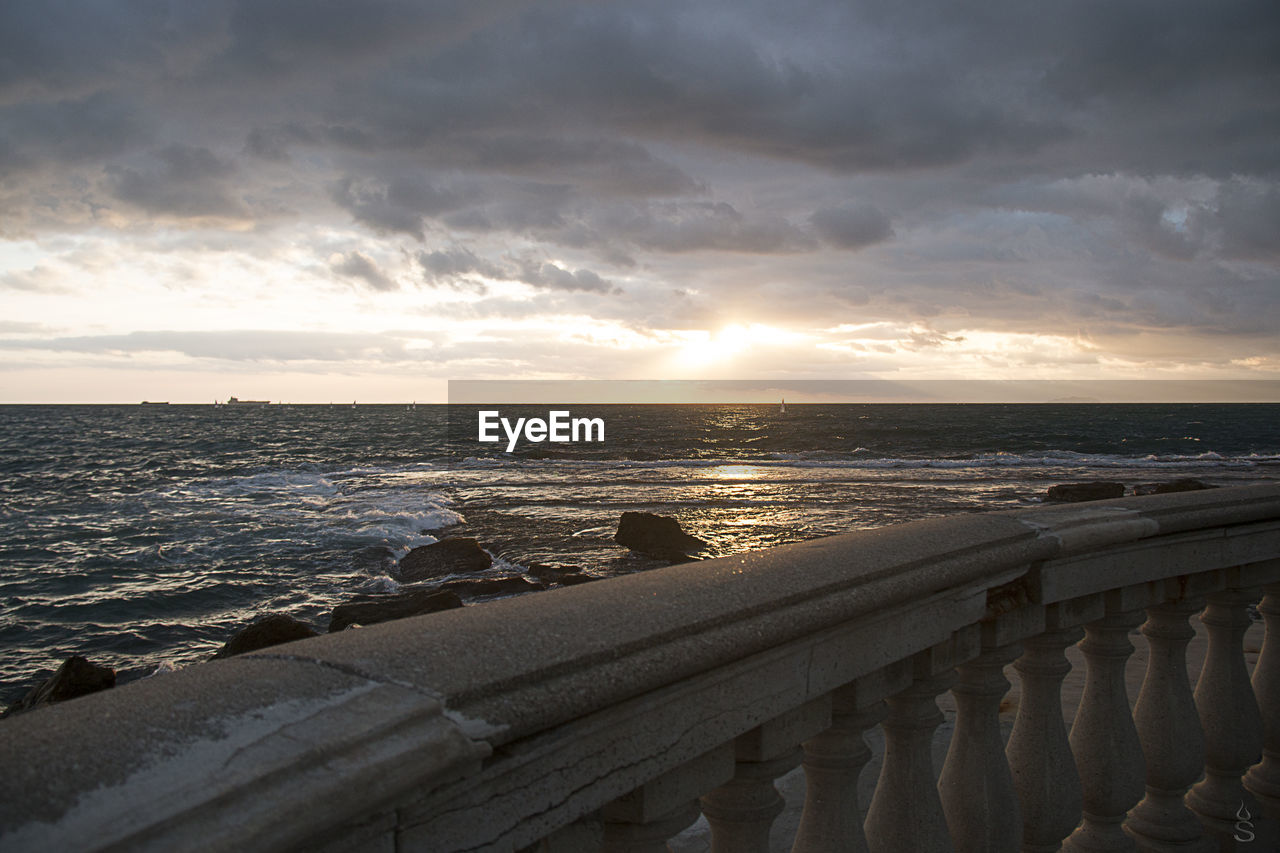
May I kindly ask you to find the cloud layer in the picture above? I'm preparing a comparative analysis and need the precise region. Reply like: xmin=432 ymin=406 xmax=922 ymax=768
xmin=1 ymin=0 xmax=1278 ymax=398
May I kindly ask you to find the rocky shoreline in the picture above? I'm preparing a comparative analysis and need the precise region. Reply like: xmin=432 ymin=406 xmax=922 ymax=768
xmin=0 ymin=479 xmax=1221 ymax=717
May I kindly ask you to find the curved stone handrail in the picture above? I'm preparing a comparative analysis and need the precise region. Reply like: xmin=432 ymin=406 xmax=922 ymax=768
xmin=2 ymin=483 xmax=1279 ymax=851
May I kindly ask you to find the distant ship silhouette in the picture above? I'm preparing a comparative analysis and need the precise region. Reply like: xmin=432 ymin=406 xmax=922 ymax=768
xmin=225 ymin=396 xmax=270 ymax=406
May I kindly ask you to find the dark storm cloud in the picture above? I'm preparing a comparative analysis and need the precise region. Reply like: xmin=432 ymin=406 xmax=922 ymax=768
xmin=7 ymin=1 xmax=1279 ymax=175
xmin=1208 ymin=180 xmax=1280 ymax=262
xmin=110 ymin=144 xmax=246 ymax=219
xmin=810 ymin=205 xmax=894 ymax=250
xmin=588 ymin=201 xmax=813 ymax=254
xmin=0 ymin=2 xmax=176 ymax=101
xmin=349 ymin=0 xmax=1099 ymax=175
xmin=0 ymin=92 xmax=145 ymax=176
xmin=212 ymin=0 xmax=543 ymax=79
xmin=462 ymin=136 xmax=700 ymax=196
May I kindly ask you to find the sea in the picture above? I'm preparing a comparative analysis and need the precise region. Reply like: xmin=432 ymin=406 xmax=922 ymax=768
xmin=1 ymin=402 xmax=1278 ymax=705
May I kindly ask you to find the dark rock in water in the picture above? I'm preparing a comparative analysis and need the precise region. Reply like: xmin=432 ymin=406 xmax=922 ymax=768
xmin=4 ymin=655 xmax=116 ymax=717
xmin=437 ymin=576 xmax=545 ymax=599
xmin=524 ymin=561 xmax=584 ymax=583
xmin=1133 ymin=478 xmax=1217 ymax=496
xmin=212 ymin=613 xmax=318 ymax=659
xmin=1045 ymin=482 xmax=1126 ymax=503
xmin=399 ymin=537 xmax=492 ymax=582
xmin=328 ymin=589 xmax=463 ymax=632
xmin=556 ymin=571 xmax=598 ymax=586
xmin=615 ymin=511 xmax=707 ymax=560
xmin=352 ymin=545 xmax=398 ymax=575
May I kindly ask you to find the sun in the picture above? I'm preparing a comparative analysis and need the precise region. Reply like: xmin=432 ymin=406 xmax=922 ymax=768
xmin=677 ymin=325 xmax=750 ymax=365
xmin=674 ymin=323 xmax=806 ymax=367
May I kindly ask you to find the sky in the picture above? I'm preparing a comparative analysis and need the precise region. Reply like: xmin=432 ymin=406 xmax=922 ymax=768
xmin=2 ymin=0 xmax=1278 ymax=402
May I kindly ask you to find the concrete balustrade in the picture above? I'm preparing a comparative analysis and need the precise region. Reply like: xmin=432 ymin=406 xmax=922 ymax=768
xmin=1127 ymin=597 xmax=1209 ymax=852
xmin=1245 ymin=583 xmax=1280 ymax=819
xmin=1008 ymin=624 xmax=1087 ymax=853
xmin=1187 ymin=588 xmax=1267 ymax=844
xmin=2 ymin=484 xmax=1280 ymax=852
xmin=1064 ymin=605 xmax=1149 ymax=853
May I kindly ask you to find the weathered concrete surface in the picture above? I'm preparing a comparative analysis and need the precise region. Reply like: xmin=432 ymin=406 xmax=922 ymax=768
xmin=0 ymin=656 xmax=488 ymax=851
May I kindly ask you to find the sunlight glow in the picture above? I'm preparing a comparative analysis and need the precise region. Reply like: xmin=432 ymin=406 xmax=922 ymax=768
xmin=676 ymin=324 xmax=802 ymax=365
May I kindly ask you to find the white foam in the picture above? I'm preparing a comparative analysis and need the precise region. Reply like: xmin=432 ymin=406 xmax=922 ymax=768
xmin=363 ymin=576 xmax=402 ymax=594
xmin=449 ymin=449 xmax=1276 ymax=473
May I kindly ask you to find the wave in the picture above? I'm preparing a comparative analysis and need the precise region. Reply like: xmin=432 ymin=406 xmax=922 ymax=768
xmin=452 ymin=449 xmax=1280 ymax=472
xmin=144 ymin=465 xmax=465 ymax=560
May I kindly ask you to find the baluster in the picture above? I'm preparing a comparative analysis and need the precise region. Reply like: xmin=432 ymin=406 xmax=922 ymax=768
xmin=1244 ymin=582 xmax=1280 ymax=819
xmin=1126 ymin=598 xmax=1208 ymax=852
xmin=1007 ymin=627 xmax=1085 ymax=853
xmin=864 ymin=669 xmax=958 ymax=853
xmin=1062 ymin=608 xmax=1146 ymax=853
xmin=701 ymin=750 xmax=802 ymax=853
xmin=1186 ymin=588 xmax=1264 ymax=840
xmin=702 ymin=700 xmax=828 ymax=853
xmin=939 ymin=642 xmax=1023 ymax=852
xmin=792 ymin=700 xmax=887 ymax=853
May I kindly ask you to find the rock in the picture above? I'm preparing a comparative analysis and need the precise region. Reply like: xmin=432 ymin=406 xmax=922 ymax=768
xmin=524 ymin=561 xmax=584 ymax=583
xmin=614 ymin=511 xmax=708 ymax=560
xmin=1045 ymin=481 xmax=1126 ymax=503
xmin=399 ymin=537 xmax=492 ymax=582
xmin=351 ymin=545 xmax=397 ymax=575
xmin=437 ymin=576 xmax=545 ymax=599
xmin=4 ymin=655 xmax=115 ymax=717
xmin=556 ymin=571 xmax=598 ymax=586
xmin=328 ymin=589 xmax=463 ymax=632
xmin=211 ymin=613 xmax=318 ymax=659
xmin=1133 ymin=478 xmax=1217 ymax=496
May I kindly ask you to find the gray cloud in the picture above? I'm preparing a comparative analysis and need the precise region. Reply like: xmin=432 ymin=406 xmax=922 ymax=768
xmin=1208 ymin=179 xmax=1280 ymax=262
xmin=811 ymin=205 xmax=894 ymax=250
xmin=417 ymin=247 xmax=503 ymax=292
xmin=331 ymin=251 xmax=396 ymax=291
xmin=110 ymin=144 xmax=246 ymax=219
xmin=0 ymin=330 xmax=417 ymax=363
xmin=418 ymin=246 xmax=619 ymax=294
xmin=0 ymin=91 xmax=146 ymax=177
xmin=331 ymin=173 xmax=470 ymax=240
xmin=1 ymin=0 xmax=1278 ymax=384
xmin=589 ymin=200 xmax=812 ymax=254
xmin=514 ymin=259 xmax=619 ymax=294
xmin=0 ymin=265 xmax=63 ymax=292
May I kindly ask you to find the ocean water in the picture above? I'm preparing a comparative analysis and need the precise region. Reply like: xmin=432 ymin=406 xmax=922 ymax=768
xmin=1 ymin=402 xmax=1277 ymax=704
